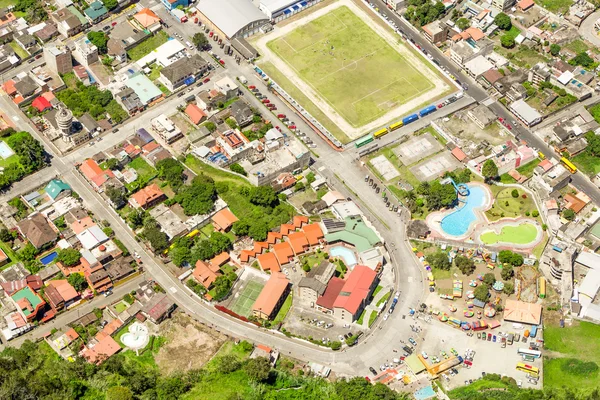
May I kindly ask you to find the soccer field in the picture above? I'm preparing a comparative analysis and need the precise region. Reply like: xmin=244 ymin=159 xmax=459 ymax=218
xmin=230 ymin=280 xmax=264 ymax=317
xmin=267 ymin=6 xmax=435 ymax=128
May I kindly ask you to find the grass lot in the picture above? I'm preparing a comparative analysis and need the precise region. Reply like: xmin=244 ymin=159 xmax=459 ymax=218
xmin=121 ymin=336 xmax=166 ymax=369
xmin=148 ymin=63 xmax=163 ymax=81
xmin=300 ymin=250 xmax=328 ymax=269
xmin=127 ymin=31 xmax=169 ymax=61
xmin=0 ymin=241 xmax=20 ymax=270
xmin=544 ymin=321 xmax=600 ymax=389
xmin=0 ymin=139 xmax=19 ymax=169
xmin=485 ymin=186 xmax=539 ymax=222
xmin=229 ymin=280 xmax=264 ymax=317
xmin=157 ymin=83 xmax=171 ymax=96
xmin=573 ymin=149 xmax=600 ymax=176
xmin=376 ymin=291 xmax=391 ymax=307
xmin=480 ymin=223 xmax=538 ymax=245
xmin=500 ymin=159 xmax=541 ymax=183
xmin=495 ymin=45 xmax=550 ymax=68
xmin=368 ymin=310 xmax=378 ymax=327
xmin=204 ymin=341 xmax=253 ymax=372
xmin=534 ymin=0 xmax=573 ymax=14
xmin=357 ymin=309 xmax=367 ymax=325
xmin=125 ymin=157 xmax=157 ymax=191
xmin=564 ymin=39 xmax=589 ymax=54
xmin=8 ymin=41 xmax=29 ymax=59
xmin=61 ymin=72 xmax=78 ymax=89
xmin=258 ymin=62 xmax=349 ymax=144
xmin=372 ymin=285 xmax=383 ymax=299
xmin=114 ymin=301 xmax=129 ymax=314
xmin=273 ymin=293 xmax=292 ymax=324
xmin=505 ymin=26 xmax=521 ymax=40
xmin=266 ymin=6 xmax=434 ymax=128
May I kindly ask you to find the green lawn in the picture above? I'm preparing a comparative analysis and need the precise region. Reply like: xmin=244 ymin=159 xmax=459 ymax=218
xmin=485 ymin=186 xmax=539 ymax=222
xmin=479 ymin=223 xmax=538 ymax=245
xmin=148 ymin=63 xmax=163 ymax=81
xmin=505 ymin=26 xmax=521 ymax=40
xmin=300 ymin=251 xmax=328 ymax=270
xmin=273 ymin=293 xmax=292 ymax=324
xmin=357 ymin=309 xmax=367 ymax=325
xmin=368 ymin=311 xmax=378 ymax=327
xmin=125 ymin=157 xmax=157 ymax=191
xmin=495 ymin=45 xmax=550 ymax=68
xmin=266 ymin=6 xmax=434 ymax=128
xmin=157 ymin=83 xmax=171 ymax=96
xmin=0 ymin=241 xmax=20 ymax=270
xmin=376 ymin=291 xmax=391 ymax=307
xmin=114 ymin=301 xmax=128 ymax=314
xmin=127 ymin=31 xmax=169 ymax=61
xmin=534 ymin=0 xmax=573 ymax=14
xmin=61 ymin=72 xmax=78 ymax=89
xmin=8 ymin=41 xmax=29 ymax=59
xmin=121 ymin=336 xmax=166 ymax=369
xmin=544 ymin=321 xmax=600 ymax=389
xmin=500 ymin=159 xmax=541 ymax=183
xmin=573 ymin=149 xmax=600 ymax=176
xmin=372 ymin=285 xmax=383 ymax=299
xmin=564 ymin=39 xmax=589 ymax=54
xmin=183 ymin=370 xmax=253 ymax=400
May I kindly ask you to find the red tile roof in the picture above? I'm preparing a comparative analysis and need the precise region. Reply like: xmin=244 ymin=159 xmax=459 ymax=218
xmin=252 ymin=272 xmax=289 ymax=317
xmin=82 ymin=335 xmax=121 ymax=364
xmin=280 ymin=224 xmax=296 ymax=236
xmin=538 ymin=159 xmax=553 ymax=172
xmin=130 ymin=184 xmax=165 ymax=208
xmin=257 ymin=252 xmax=280 ymax=272
xmin=212 ymin=208 xmax=238 ymax=231
xmin=316 ymin=277 xmax=345 ymax=310
xmin=185 ymin=103 xmax=206 ymax=125
xmin=32 ymin=96 xmax=52 ymax=112
xmin=79 ymin=159 xmax=114 ymax=188
xmin=210 ymin=252 xmax=230 ymax=268
xmin=287 ymin=231 xmax=309 ymax=255
xmin=518 ymin=0 xmax=534 ymax=9
xmin=3 ymin=80 xmax=16 ymax=95
xmin=451 ymin=147 xmax=467 ymax=162
xmin=240 ymin=250 xmax=254 ymax=263
xmin=194 ymin=259 xmax=221 ymax=288
xmin=273 ymin=241 xmax=294 ymax=265
xmin=65 ymin=328 xmax=79 ymax=341
xmin=333 ymin=265 xmax=377 ymax=315
xmin=302 ymin=223 xmax=324 ymax=246
xmin=564 ymin=194 xmax=586 ymax=213
xmin=71 ymin=216 xmax=95 ymax=234
xmin=267 ymin=231 xmax=283 ymax=244
xmin=292 ymin=215 xmax=308 ymax=228
xmin=134 ymin=8 xmax=160 ymax=27
xmin=142 ymin=141 xmax=160 ymax=154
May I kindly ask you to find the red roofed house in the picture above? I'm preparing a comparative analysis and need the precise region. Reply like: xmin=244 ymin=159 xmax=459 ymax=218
xmin=280 ymin=224 xmax=296 ymax=236
xmin=302 ymin=223 xmax=324 ymax=246
xmin=333 ymin=265 xmax=378 ymax=322
xmin=185 ymin=103 xmax=207 ymax=125
xmin=287 ymin=231 xmax=309 ymax=255
xmin=315 ymin=277 xmax=345 ymax=313
xmin=292 ymin=215 xmax=308 ymax=229
xmin=267 ymin=231 xmax=283 ymax=244
xmin=45 ymin=279 xmax=80 ymax=311
xmin=252 ymin=272 xmax=290 ymax=320
xmin=133 ymin=8 xmax=161 ymax=30
xmin=211 ymin=252 xmax=230 ymax=269
xmin=240 ymin=250 xmax=254 ymax=263
xmin=451 ymin=147 xmax=467 ymax=162
xmin=257 ymin=251 xmax=280 ymax=272
xmin=70 ymin=216 xmax=95 ymax=235
xmin=273 ymin=241 xmax=294 ymax=266
xmin=212 ymin=208 xmax=238 ymax=232
xmin=193 ymin=259 xmax=221 ymax=288
xmin=518 ymin=0 xmax=534 ymax=10
xmin=128 ymin=184 xmax=166 ymax=209
xmin=79 ymin=159 xmax=115 ymax=190
xmin=564 ymin=193 xmax=587 ymax=213
xmin=32 ymin=96 xmax=52 ymax=112
xmin=81 ymin=335 xmax=121 ymax=365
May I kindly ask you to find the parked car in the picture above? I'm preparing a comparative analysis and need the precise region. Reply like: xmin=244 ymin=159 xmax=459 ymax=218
xmin=409 ymin=338 xmax=417 ymax=346
xmin=421 ymin=351 xmax=428 ymax=359
xmin=369 ymin=367 xmax=377 ymax=375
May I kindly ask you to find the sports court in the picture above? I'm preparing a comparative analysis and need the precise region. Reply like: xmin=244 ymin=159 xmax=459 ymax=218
xmin=410 ymin=152 xmax=461 ymax=182
xmin=266 ymin=5 xmax=435 ymax=128
xmin=229 ymin=280 xmax=264 ymax=317
xmin=370 ymin=154 xmax=400 ymax=181
xmin=394 ymin=133 xmax=443 ymax=167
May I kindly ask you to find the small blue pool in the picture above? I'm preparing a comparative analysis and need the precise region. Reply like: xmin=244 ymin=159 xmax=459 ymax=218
xmin=440 ymin=185 xmax=487 ymax=237
xmin=39 ymin=251 xmax=58 ymax=265
xmin=414 ymin=385 xmax=436 ymax=400
xmin=329 ymin=246 xmax=357 ymax=266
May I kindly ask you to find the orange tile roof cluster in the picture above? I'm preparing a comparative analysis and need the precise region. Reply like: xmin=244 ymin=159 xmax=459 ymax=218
xmin=538 ymin=159 xmax=553 ymax=172
xmin=71 ymin=216 xmax=96 ymax=234
xmin=252 ymin=272 xmax=289 ymax=318
xmin=82 ymin=335 xmax=121 ymax=365
xmin=46 ymin=279 xmax=79 ymax=302
xmin=193 ymin=259 xmax=221 ymax=288
xmin=257 ymin=252 xmax=280 ymax=272
xmin=273 ymin=241 xmax=294 ymax=265
xmin=212 ymin=208 xmax=239 ymax=231
xmin=134 ymin=8 xmax=160 ymax=27
xmin=280 ymin=224 xmax=296 ymax=235
xmin=65 ymin=328 xmax=79 ymax=341
xmin=292 ymin=215 xmax=308 ymax=228
xmin=130 ymin=184 xmax=165 ymax=209
xmin=267 ymin=231 xmax=283 ymax=244
xmin=302 ymin=223 xmax=324 ymax=246
xmin=79 ymin=159 xmax=115 ymax=188
xmin=210 ymin=252 xmax=230 ymax=268
xmin=287 ymin=231 xmax=309 ymax=255
xmin=185 ymin=103 xmax=207 ymax=125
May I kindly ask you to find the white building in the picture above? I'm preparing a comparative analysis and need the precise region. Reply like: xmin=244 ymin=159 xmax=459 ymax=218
xmin=151 ymin=114 xmax=183 ymax=144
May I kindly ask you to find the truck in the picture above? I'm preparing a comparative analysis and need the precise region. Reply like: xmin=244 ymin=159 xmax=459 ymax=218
xmin=402 ymin=114 xmax=419 ymax=125
xmin=508 ymin=333 xmax=514 ymax=345
xmin=530 ymin=325 xmax=538 ymax=338
xmin=419 ymin=105 xmax=437 ymax=117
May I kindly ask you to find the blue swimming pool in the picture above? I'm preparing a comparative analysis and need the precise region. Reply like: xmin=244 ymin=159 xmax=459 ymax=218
xmin=440 ymin=185 xmax=487 ymax=237
xmin=39 ymin=251 xmax=58 ymax=265
xmin=329 ymin=246 xmax=357 ymax=266
xmin=414 ymin=385 xmax=436 ymax=400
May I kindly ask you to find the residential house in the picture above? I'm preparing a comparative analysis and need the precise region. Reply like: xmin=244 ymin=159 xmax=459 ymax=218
xmin=315 ymin=277 xmax=345 ymax=314
xmin=133 ymin=8 xmax=161 ymax=32
xmin=230 ymin=100 xmax=254 ymax=127
xmin=510 ymin=99 xmax=542 ymax=127
xmin=140 ymin=293 xmax=176 ymax=323
xmin=252 ymin=272 xmax=290 ymax=320
xmin=45 ymin=179 xmax=71 ymax=201
xmin=73 ymin=65 xmax=90 ymax=86
xmin=34 ymin=22 xmax=59 ymax=43
xmin=287 ymin=232 xmax=309 ymax=255
xmin=125 ymin=73 xmax=163 ymax=107
xmin=160 ymin=0 xmax=189 ymax=11
xmin=211 ymin=208 xmax=238 ymax=232
xmin=75 ymin=36 xmax=98 ymax=65
xmin=529 ymin=62 xmax=551 ymax=87
xmin=450 ymin=37 xmax=494 ymax=66
xmin=185 ymin=103 xmax=207 ymax=125
xmin=116 ymin=87 xmax=144 ymax=116
xmin=16 ymin=213 xmax=57 ymax=249
xmin=52 ymin=8 xmax=83 ymax=38
xmin=81 ymin=335 xmax=121 ymax=364
xmin=128 ymin=184 xmax=166 ymax=209
xmin=32 ymin=96 xmax=53 ymax=113
xmin=43 ymin=43 xmax=72 ymax=75
xmin=422 ymin=20 xmax=448 ymax=44
xmin=84 ymin=1 xmax=108 ymax=23
xmin=193 ymin=259 xmax=221 ymax=288
xmin=273 ymin=241 xmax=294 ymax=266
xmin=45 ymin=279 xmax=79 ymax=310
xmin=257 ymin=252 xmax=280 ymax=272
xmin=467 ymin=104 xmax=496 ymax=129
xmin=14 ymin=31 xmax=36 ymax=50
xmin=214 ymin=76 xmax=238 ymax=100
xmin=0 ymin=44 xmax=18 ymax=73
xmin=151 ymin=114 xmax=183 ymax=144
xmin=107 ymin=38 xmax=126 ymax=64
xmin=159 ymin=54 xmax=209 ymax=92
xmin=79 ymin=159 xmax=116 ymax=190
xmin=11 ymin=286 xmax=46 ymax=322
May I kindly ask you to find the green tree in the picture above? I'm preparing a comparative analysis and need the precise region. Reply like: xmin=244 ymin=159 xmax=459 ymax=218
xmin=209 ymin=231 xmax=232 ymax=254
xmin=106 ymin=386 xmax=133 ymax=400
xmin=106 ymin=186 xmax=126 ymax=209
xmin=306 ymin=172 xmax=316 ymax=184
xmin=102 ymin=0 xmax=118 ymax=9
xmin=229 ymin=163 xmax=247 ymax=176
xmin=501 ymin=265 xmax=514 ymax=280
xmin=106 ymin=158 xmax=119 ymax=170
xmin=498 ymin=250 xmax=524 ymax=266
xmin=0 ymin=228 xmax=13 ymax=242
xmin=249 ymin=186 xmax=278 ymax=207
xmin=570 ymin=52 xmax=594 ymax=68
xmin=192 ymin=32 xmax=209 ymax=50
xmin=170 ymin=245 xmax=191 ymax=267
xmin=474 ymin=284 xmax=489 ymax=302
xmin=550 ymin=44 xmax=561 ymax=56
xmin=483 ymin=272 xmax=496 ymax=286
xmin=232 ymin=219 xmax=250 ymax=237
xmin=482 ymin=159 xmax=499 ymax=180
xmin=57 ymin=248 xmax=82 ymax=267
xmin=455 ymin=255 xmax=475 ymax=275
xmin=156 ymin=158 xmax=185 ymax=190
xmin=144 ymin=227 xmax=169 ymax=252
xmin=494 ymin=12 xmax=512 ymax=30
xmin=500 ymin=35 xmax=515 ymax=49
xmin=87 ymin=31 xmax=109 ymax=54
xmin=191 ymin=240 xmax=215 ymax=261
xmin=503 ymin=281 xmax=514 ymax=295
xmin=216 ymin=354 xmax=242 ymax=373
xmin=213 ymin=275 xmax=234 ymax=300
xmin=330 ymin=341 xmax=342 ymax=350
xmin=248 ymin=221 xmax=269 ymax=241
xmin=456 ymin=17 xmax=470 ymax=30
xmin=511 ymin=189 xmax=519 ymax=198
xmin=563 ymin=208 xmax=576 ymax=221
xmin=67 ymin=273 xmax=88 ymax=292
xmin=244 ymin=357 xmax=271 ymax=382
xmin=174 ymin=174 xmax=216 ymax=215
xmin=425 ymin=252 xmax=451 ymax=270
xmin=128 ymin=208 xmax=146 ymax=229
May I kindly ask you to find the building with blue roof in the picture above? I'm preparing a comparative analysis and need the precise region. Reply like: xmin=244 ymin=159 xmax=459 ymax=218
xmin=84 ymin=1 xmax=108 ymax=23
xmin=45 ymin=179 xmax=72 ymax=200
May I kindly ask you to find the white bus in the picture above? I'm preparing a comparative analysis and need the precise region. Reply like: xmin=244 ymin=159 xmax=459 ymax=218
xmin=517 ymin=348 xmax=541 ymax=359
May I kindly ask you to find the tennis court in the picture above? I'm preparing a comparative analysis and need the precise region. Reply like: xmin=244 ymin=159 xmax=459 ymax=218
xmin=229 ymin=280 xmax=264 ymax=317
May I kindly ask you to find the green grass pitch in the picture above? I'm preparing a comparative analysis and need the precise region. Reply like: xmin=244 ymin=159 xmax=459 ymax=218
xmin=267 ymin=6 xmax=435 ymax=128
xmin=230 ymin=280 xmax=264 ymax=317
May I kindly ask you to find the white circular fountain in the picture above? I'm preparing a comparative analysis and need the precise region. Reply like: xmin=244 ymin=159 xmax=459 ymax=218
xmin=120 ymin=322 xmax=150 ymax=350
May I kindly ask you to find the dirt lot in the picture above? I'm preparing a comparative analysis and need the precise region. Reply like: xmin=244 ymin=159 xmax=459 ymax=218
xmin=154 ymin=312 xmax=226 ymax=374
xmin=436 ymin=109 xmax=507 ymax=149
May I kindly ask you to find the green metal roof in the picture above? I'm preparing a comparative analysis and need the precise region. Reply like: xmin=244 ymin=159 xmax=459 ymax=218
xmin=45 ymin=179 xmax=71 ymax=200
xmin=67 ymin=5 xmax=88 ymax=25
xmin=84 ymin=1 xmax=108 ymax=20
xmin=324 ymin=217 xmax=381 ymax=253
xmin=591 ymin=221 xmax=600 ymax=240
xmin=405 ymin=354 xmax=426 ymax=374
xmin=12 ymin=286 xmax=43 ymax=316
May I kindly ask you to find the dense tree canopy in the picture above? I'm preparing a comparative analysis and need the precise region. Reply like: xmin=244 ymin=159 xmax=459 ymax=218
xmin=426 ymin=252 xmax=451 ymax=270
xmin=498 ymin=250 xmax=524 ymax=266
xmin=174 ymin=174 xmax=217 ymax=216
xmin=156 ymin=158 xmax=185 ymax=191
xmin=500 ymin=35 xmax=515 ymax=49
xmin=404 ymin=0 xmax=446 ymax=26
xmin=67 ymin=272 xmax=88 ymax=292
xmin=550 ymin=44 xmax=561 ymax=56
xmin=455 ymin=255 xmax=475 ymax=275
xmin=494 ymin=13 xmax=512 ymax=30
xmin=192 ymin=32 xmax=209 ymax=49
xmin=57 ymin=248 xmax=82 ymax=267
xmin=570 ymin=52 xmax=594 ymax=68
xmin=474 ymin=283 xmax=489 ymax=302
xmin=87 ymin=31 xmax=109 ymax=54
xmin=482 ymin=159 xmax=499 ymax=180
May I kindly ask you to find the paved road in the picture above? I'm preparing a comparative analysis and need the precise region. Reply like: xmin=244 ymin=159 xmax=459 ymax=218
xmin=4 ymin=275 xmax=145 ymax=349
xmin=580 ymin=11 xmax=600 ymax=47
